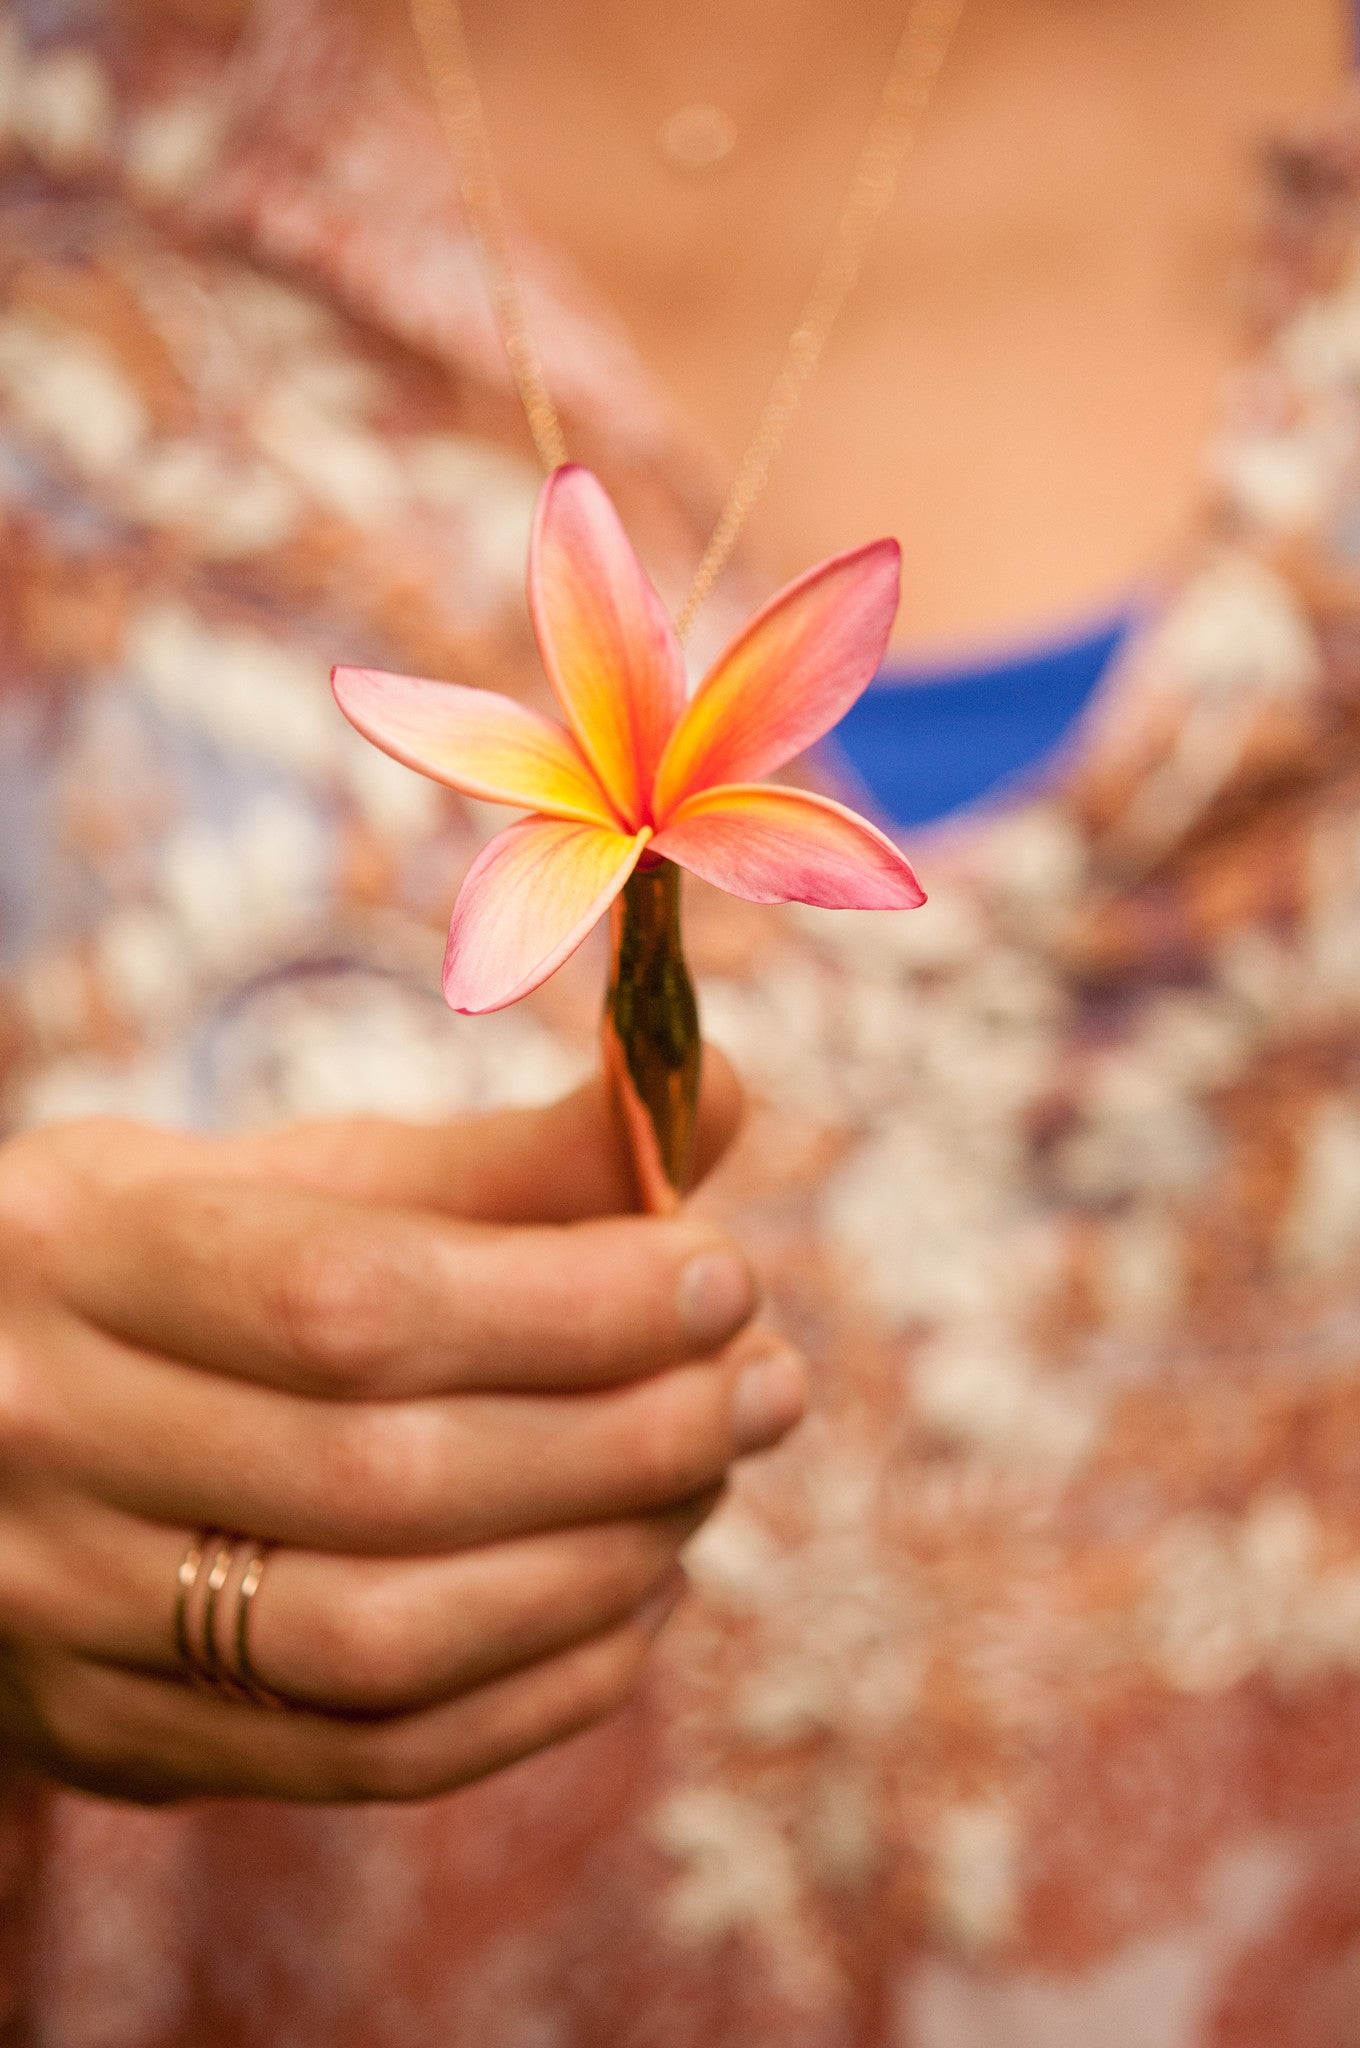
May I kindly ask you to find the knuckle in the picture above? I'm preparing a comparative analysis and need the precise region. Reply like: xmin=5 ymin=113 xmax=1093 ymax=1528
xmin=313 ymin=1406 xmax=437 ymax=1544
xmin=0 ymin=1138 xmax=79 ymax=1281
xmin=519 ymin=1219 xmax=678 ymax=1384
xmin=268 ymin=1231 xmax=403 ymax=1392
xmin=0 ymin=1329 xmax=55 ymax=1477
xmin=623 ymin=1372 xmax=727 ymax=1504
xmin=566 ymin=1224 xmax=671 ymax=1372
xmin=308 ymin=1575 xmax=422 ymax=1707
xmin=559 ymin=1292 xmax=625 ymax=1379
xmin=328 ymin=1719 xmax=435 ymax=1803
xmin=557 ymin=1624 xmax=650 ymax=1731
xmin=556 ymin=1265 xmax=651 ymax=1380
xmin=578 ymin=1524 xmax=674 ymax=1616
xmin=0 ymin=1517 xmax=51 ymax=1643
xmin=570 ymin=1295 xmax=659 ymax=1382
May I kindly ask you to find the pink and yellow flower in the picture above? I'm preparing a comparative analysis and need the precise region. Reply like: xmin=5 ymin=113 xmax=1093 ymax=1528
xmin=333 ymin=464 xmax=924 ymax=1013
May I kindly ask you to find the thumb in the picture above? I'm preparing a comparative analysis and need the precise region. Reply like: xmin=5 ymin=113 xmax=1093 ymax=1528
xmin=221 ymin=1046 xmax=744 ymax=1224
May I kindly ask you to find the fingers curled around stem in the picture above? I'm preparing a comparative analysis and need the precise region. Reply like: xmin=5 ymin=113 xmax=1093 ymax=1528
xmin=17 ymin=1585 xmax=687 ymax=1805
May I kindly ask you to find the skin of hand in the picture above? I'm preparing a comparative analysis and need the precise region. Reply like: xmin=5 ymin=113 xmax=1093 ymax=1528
xmin=0 ymin=1050 xmax=805 ymax=1805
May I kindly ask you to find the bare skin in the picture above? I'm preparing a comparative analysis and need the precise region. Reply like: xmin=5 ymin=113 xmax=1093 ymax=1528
xmin=457 ymin=0 xmax=1346 ymax=649
xmin=0 ymin=1064 xmax=807 ymax=1803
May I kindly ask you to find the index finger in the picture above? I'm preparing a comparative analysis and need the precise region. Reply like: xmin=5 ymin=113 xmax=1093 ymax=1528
xmin=46 ymin=1174 xmax=760 ymax=1399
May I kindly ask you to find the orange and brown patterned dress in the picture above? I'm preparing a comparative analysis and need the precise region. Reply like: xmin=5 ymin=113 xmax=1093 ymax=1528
xmin=5 ymin=3 xmax=1360 ymax=2042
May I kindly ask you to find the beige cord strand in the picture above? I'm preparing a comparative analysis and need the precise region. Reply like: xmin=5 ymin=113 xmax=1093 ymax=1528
xmin=409 ymin=0 xmax=568 ymax=474
xmin=408 ymin=0 xmax=967 ymax=636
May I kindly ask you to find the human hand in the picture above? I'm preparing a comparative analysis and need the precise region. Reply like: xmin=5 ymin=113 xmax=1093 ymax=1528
xmin=0 ymin=1056 xmax=802 ymax=1803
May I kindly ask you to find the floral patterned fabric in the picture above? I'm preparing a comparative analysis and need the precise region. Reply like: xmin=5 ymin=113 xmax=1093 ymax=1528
xmin=6 ymin=3 xmax=1360 ymax=2042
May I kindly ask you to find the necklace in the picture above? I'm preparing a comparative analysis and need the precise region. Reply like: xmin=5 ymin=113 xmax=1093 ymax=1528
xmin=407 ymin=0 xmax=967 ymax=639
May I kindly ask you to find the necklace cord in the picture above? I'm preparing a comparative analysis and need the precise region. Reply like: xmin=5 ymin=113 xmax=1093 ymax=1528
xmin=408 ymin=0 xmax=967 ymax=639
xmin=410 ymin=0 xmax=568 ymax=472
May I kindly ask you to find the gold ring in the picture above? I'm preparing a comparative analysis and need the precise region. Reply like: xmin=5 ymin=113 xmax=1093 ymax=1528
xmin=173 ymin=1533 xmax=206 ymax=1677
xmin=233 ymin=1545 xmax=287 ymax=1711
xmin=203 ymin=1538 xmax=254 ymax=1703
xmin=173 ymin=1531 xmax=287 ymax=1708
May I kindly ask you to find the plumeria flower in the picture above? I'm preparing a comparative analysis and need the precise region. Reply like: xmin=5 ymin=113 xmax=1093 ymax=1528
xmin=333 ymin=464 xmax=924 ymax=1013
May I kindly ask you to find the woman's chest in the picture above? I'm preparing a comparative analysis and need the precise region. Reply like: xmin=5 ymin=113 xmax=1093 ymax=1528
xmin=472 ymin=0 xmax=1346 ymax=649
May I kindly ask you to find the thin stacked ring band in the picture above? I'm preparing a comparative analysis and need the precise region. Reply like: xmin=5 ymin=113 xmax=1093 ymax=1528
xmin=174 ymin=1533 xmax=287 ymax=1709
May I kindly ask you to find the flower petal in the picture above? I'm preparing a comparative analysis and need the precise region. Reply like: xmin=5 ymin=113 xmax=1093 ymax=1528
xmin=529 ymin=465 xmax=685 ymax=828
xmin=652 ymin=783 xmax=925 ymax=910
xmin=653 ymin=539 xmax=901 ymax=819
xmin=443 ymin=817 xmax=649 ymax=1014
xmin=332 ymin=666 xmax=616 ymax=826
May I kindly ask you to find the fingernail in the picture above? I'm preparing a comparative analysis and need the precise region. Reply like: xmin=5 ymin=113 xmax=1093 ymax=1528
xmin=636 ymin=1566 xmax=687 ymax=1635
xmin=731 ymin=1348 xmax=807 ymax=1455
xmin=678 ymin=1244 xmax=756 ymax=1352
